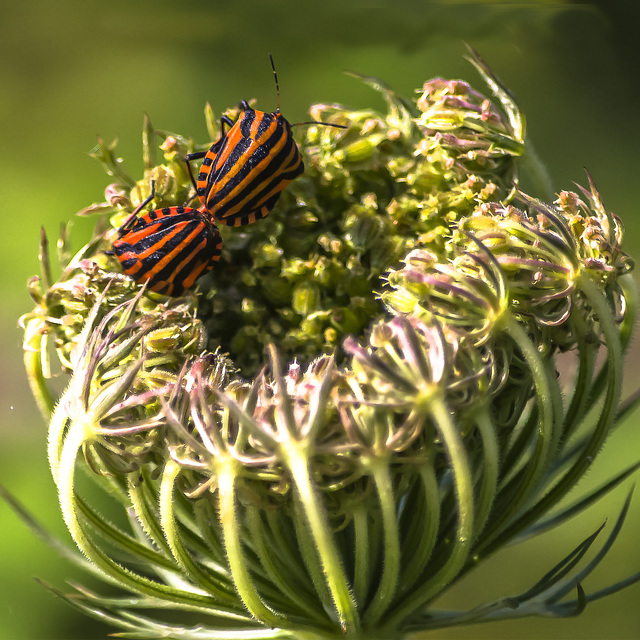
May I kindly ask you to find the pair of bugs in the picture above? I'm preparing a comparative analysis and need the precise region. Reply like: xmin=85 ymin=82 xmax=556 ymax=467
xmin=112 ymin=56 xmax=343 ymax=296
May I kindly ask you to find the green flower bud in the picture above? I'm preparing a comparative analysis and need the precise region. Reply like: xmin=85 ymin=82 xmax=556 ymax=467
xmin=335 ymin=137 xmax=377 ymax=164
xmin=292 ymin=281 xmax=321 ymax=316
xmin=259 ymin=274 xmax=292 ymax=305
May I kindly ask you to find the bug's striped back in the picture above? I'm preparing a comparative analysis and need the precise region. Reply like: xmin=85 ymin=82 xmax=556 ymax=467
xmin=113 ymin=206 xmax=222 ymax=296
xmin=195 ymin=104 xmax=304 ymax=227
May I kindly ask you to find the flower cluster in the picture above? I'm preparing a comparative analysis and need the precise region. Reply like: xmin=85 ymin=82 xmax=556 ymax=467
xmin=18 ymin=49 xmax=639 ymax=639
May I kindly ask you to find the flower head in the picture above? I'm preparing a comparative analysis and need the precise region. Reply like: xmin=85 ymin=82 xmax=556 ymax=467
xmin=18 ymin=49 xmax=640 ymax=639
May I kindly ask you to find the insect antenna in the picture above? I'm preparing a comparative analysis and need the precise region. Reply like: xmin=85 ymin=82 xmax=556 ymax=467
xmin=292 ymin=120 xmax=347 ymax=130
xmin=269 ymin=53 xmax=346 ymax=131
xmin=269 ymin=53 xmax=281 ymax=115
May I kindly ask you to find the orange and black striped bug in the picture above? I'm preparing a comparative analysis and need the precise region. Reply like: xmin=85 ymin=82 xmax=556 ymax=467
xmin=112 ymin=182 xmax=222 ymax=296
xmin=185 ymin=54 xmax=346 ymax=227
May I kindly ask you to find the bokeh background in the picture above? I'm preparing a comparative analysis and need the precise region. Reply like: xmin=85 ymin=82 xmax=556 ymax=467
xmin=1 ymin=1 xmax=640 ymax=638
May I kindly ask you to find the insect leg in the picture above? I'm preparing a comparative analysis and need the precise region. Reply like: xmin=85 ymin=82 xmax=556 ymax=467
xmin=184 ymin=151 xmax=207 ymax=191
xmin=185 ymin=114 xmax=235 ymax=191
xmin=117 ymin=180 xmax=157 ymax=234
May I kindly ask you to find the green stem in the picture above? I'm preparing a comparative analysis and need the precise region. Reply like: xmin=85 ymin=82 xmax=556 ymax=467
xmin=266 ymin=509 xmax=319 ymax=593
xmin=352 ymin=501 xmax=371 ymax=608
xmin=381 ymin=394 xmax=474 ymax=630
xmin=398 ymin=461 xmax=439 ymax=593
xmin=363 ymin=458 xmax=400 ymax=625
xmin=291 ymin=498 xmax=335 ymax=615
xmin=472 ymin=407 xmax=500 ymax=537
xmin=56 ymin=420 xmax=240 ymax=615
xmin=193 ymin=498 xmax=227 ymax=565
xmin=159 ymin=460 xmax=237 ymax=603
xmin=615 ymin=272 xmax=637 ymax=353
xmin=478 ymin=272 xmax=624 ymax=556
xmin=587 ymin=272 xmax=636 ymax=406
xmin=127 ymin=471 xmax=172 ymax=556
xmin=561 ymin=313 xmax=598 ymax=438
xmin=48 ymin=384 xmax=71 ymax=484
xmin=245 ymin=506 xmax=327 ymax=624
xmin=75 ymin=493 xmax=177 ymax=571
xmin=217 ymin=460 xmax=287 ymax=627
xmin=283 ymin=440 xmax=360 ymax=634
xmin=23 ymin=319 xmax=56 ymax=421
xmin=474 ymin=313 xmax=561 ymax=555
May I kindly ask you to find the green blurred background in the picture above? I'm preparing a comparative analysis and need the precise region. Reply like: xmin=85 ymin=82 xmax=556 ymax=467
xmin=2 ymin=1 xmax=639 ymax=638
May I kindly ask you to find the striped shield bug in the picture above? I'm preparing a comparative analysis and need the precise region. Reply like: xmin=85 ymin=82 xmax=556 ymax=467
xmin=185 ymin=55 xmax=346 ymax=227
xmin=112 ymin=183 xmax=222 ymax=296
